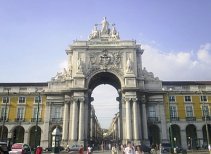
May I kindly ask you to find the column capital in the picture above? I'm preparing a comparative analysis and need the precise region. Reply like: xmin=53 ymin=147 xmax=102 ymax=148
xmin=72 ymin=97 xmax=85 ymax=102
xmin=124 ymin=97 xmax=138 ymax=102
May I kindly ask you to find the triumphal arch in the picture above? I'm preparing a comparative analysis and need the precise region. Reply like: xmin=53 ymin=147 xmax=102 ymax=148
xmin=45 ymin=17 xmax=167 ymax=146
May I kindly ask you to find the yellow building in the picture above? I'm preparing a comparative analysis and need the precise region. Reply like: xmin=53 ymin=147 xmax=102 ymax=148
xmin=162 ymin=81 xmax=211 ymax=149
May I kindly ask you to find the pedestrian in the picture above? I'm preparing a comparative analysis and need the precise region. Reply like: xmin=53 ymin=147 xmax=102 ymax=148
xmin=87 ymin=145 xmax=92 ymax=154
xmin=124 ymin=142 xmax=135 ymax=154
xmin=135 ymin=145 xmax=144 ymax=154
xmin=35 ymin=146 xmax=43 ymax=154
xmin=112 ymin=144 xmax=117 ymax=154
xmin=121 ymin=144 xmax=125 ymax=154
xmin=79 ymin=145 xmax=84 ymax=154
xmin=150 ymin=144 xmax=156 ymax=154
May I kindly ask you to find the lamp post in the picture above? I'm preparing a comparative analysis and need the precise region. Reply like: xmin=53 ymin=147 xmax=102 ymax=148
xmin=163 ymin=88 xmax=174 ymax=151
xmin=34 ymin=90 xmax=41 ymax=151
xmin=0 ymin=89 xmax=9 ymax=141
xmin=200 ymin=91 xmax=211 ymax=154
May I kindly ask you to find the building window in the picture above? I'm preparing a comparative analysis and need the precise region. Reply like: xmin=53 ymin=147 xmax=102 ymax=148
xmin=202 ymin=105 xmax=209 ymax=117
xmin=18 ymin=96 xmax=26 ymax=103
xmin=51 ymin=105 xmax=62 ymax=119
xmin=17 ymin=107 xmax=25 ymax=120
xmin=200 ymin=95 xmax=207 ymax=102
xmin=186 ymin=106 xmax=194 ymax=117
xmin=0 ymin=107 xmax=8 ymax=120
xmin=184 ymin=96 xmax=191 ymax=102
xmin=32 ymin=107 xmax=41 ymax=118
xmin=170 ymin=106 xmax=177 ymax=118
xmin=148 ymin=106 xmax=156 ymax=117
xmin=2 ymin=96 xmax=9 ymax=104
xmin=34 ymin=96 xmax=42 ymax=103
xmin=169 ymin=96 xmax=175 ymax=102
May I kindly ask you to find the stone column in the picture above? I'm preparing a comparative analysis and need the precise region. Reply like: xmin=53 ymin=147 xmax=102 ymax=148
xmin=78 ymin=99 xmax=85 ymax=141
xmin=160 ymin=102 xmax=168 ymax=142
xmin=90 ymin=114 xmax=93 ymax=139
xmin=84 ymin=101 xmax=89 ymax=142
xmin=41 ymin=102 xmax=51 ymax=148
xmin=24 ymin=131 xmax=29 ymax=144
xmin=142 ymin=103 xmax=149 ymax=142
xmin=62 ymin=102 xmax=69 ymax=143
xmin=181 ymin=129 xmax=187 ymax=149
xmin=133 ymin=99 xmax=139 ymax=142
xmin=71 ymin=100 xmax=78 ymax=141
xmin=126 ymin=99 xmax=132 ymax=140
xmin=68 ymin=102 xmax=73 ymax=142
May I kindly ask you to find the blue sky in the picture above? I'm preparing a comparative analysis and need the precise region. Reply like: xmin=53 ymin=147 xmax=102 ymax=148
xmin=1 ymin=0 xmax=211 ymax=128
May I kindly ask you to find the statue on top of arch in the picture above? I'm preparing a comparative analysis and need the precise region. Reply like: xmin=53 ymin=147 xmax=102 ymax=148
xmin=89 ymin=17 xmax=120 ymax=40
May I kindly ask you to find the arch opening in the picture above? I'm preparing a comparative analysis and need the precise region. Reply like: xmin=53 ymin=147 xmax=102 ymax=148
xmin=88 ymin=72 xmax=121 ymax=146
xmin=29 ymin=126 xmax=41 ymax=149
xmin=88 ymin=72 xmax=121 ymax=91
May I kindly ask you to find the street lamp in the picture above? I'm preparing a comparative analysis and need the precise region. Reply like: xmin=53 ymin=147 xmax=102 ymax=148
xmin=34 ymin=89 xmax=43 ymax=150
xmin=200 ymin=91 xmax=211 ymax=154
xmin=0 ymin=89 xmax=9 ymax=141
xmin=162 ymin=88 xmax=174 ymax=151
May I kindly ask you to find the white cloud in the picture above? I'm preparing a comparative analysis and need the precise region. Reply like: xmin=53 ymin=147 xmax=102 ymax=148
xmin=142 ymin=43 xmax=211 ymax=81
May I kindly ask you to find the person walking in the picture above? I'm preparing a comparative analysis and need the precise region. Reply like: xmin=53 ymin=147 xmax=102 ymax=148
xmin=124 ymin=142 xmax=135 ymax=154
xmin=112 ymin=144 xmax=117 ymax=154
xmin=79 ymin=145 xmax=84 ymax=154
xmin=135 ymin=145 xmax=144 ymax=154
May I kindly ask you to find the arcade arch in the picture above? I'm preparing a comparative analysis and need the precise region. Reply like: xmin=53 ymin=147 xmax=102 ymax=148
xmin=12 ymin=126 xmax=25 ymax=143
xmin=29 ymin=126 xmax=41 ymax=148
xmin=0 ymin=126 xmax=8 ymax=141
xmin=186 ymin=124 xmax=197 ymax=149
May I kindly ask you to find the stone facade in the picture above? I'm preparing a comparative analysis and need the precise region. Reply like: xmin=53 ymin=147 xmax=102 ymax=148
xmin=0 ymin=18 xmax=210 ymax=150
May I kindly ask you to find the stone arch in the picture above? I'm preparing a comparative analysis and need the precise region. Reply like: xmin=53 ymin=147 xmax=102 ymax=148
xmin=186 ymin=124 xmax=197 ymax=149
xmin=202 ymin=124 xmax=211 ymax=148
xmin=12 ymin=125 xmax=25 ymax=143
xmin=0 ymin=125 xmax=8 ymax=141
xmin=87 ymin=71 xmax=122 ymax=91
xmin=148 ymin=124 xmax=160 ymax=145
xmin=29 ymin=126 xmax=42 ymax=149
xmin=170 ymin=124 xmax=181 ymax=146
xmin=49 ymin=125 xmax=62 ymax=147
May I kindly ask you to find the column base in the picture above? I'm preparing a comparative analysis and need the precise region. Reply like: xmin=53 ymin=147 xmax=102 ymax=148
xmin=133 ymin=140 xmax=141 ymax=145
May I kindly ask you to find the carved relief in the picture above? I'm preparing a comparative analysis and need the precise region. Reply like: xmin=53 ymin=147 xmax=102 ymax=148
xmin=88 ymin=50 xmax=122 ymax=72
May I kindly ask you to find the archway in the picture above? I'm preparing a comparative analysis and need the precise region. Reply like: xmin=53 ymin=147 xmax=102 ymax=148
xmin=29 ymin=126 xmax=41 ymax=149
xmin=12 ymin=126 xmax=25 ymax=143
xmin=149 ymin=125 xmax=160 ymax=145
xmin=49 ymin=125 xmax=62 ymax=147
xmin=186 ymin=124 xmax=197 ymax=149
xmin=202 ymin=124 xmax=211 ymax=148
xmin=88 ymin=72 xmax=121 ymax=146
xmin=0 ymin=126 xmax=8 ymax=141
xmin=170 ymin=124 xmax=181 ymax=146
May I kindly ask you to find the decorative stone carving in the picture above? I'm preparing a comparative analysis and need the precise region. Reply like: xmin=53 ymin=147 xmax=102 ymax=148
xmin=89 ymin=24 xmax=99 ymax=39
xmin=142 ymin=67 xmax=159 ymax=81
xmin=51 ymin=67 xmax=73 ymax=81
xmin=77 ymin=58 xmax=83 ymax=72
xmin=101 ymin=17 xmax=109 ymax=35
xmin=88 ymin=17 xmax=120 ymax=41
xmin=126 ymin=57 xmax=133 ymax=73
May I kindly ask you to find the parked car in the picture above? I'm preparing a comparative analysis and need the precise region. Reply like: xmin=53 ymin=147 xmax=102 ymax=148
xmin=69 ymin=144 xmax=81 ymax=152
xmin=43 ymin=146 xmax=64 ymax=152
xmin=160 ymin=143 xmax=187 ymax=154
xmin=0 ymin=142 xmax=9 ymax=154
xmin=160 ymin=143 xmax=172 ymax=153
xmin=9 ymin=143 xmax=31 ymax=154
